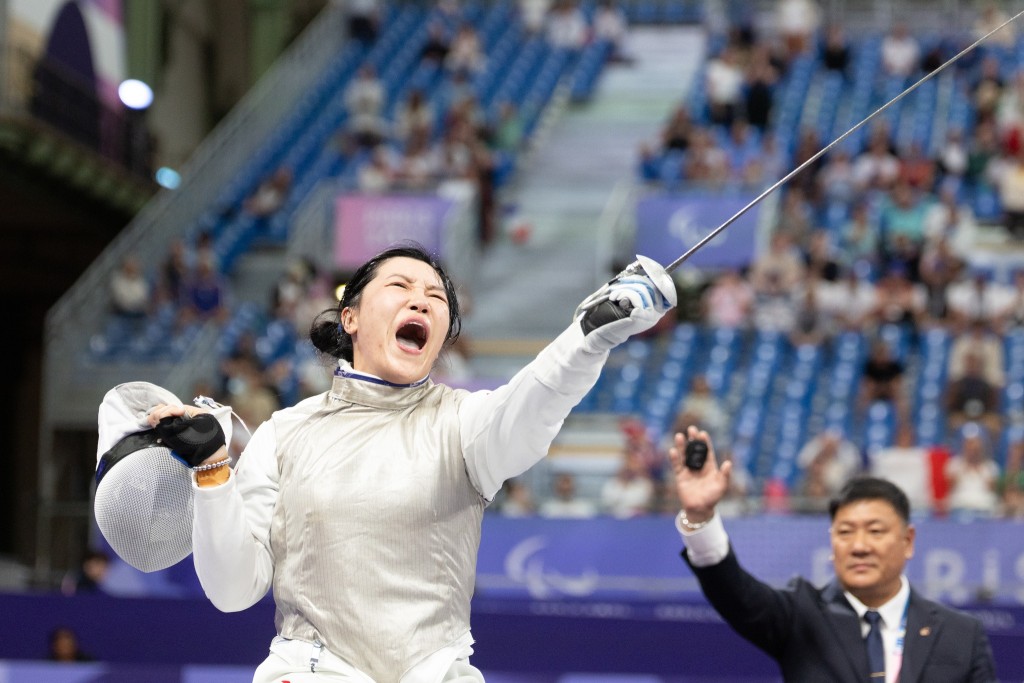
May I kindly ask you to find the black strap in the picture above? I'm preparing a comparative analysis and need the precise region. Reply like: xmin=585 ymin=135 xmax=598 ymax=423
xmin=95 ymin=429 xmax=161 ymax=484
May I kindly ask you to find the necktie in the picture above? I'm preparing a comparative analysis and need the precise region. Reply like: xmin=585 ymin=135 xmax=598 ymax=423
xmin=865 ymin=610 xmax=885 ymax=681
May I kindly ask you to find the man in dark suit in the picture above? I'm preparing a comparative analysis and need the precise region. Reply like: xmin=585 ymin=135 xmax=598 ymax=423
xmin=669 ymin=426 xmax=996 ymax=683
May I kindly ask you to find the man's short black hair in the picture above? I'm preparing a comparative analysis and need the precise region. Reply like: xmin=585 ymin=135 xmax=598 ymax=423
xmin=828 ymin=476 xmax=910 ymax=524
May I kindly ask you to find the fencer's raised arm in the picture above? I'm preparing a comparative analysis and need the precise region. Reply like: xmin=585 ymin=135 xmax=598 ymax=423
xmin=460 ymin=259 xmax=678 ymax=500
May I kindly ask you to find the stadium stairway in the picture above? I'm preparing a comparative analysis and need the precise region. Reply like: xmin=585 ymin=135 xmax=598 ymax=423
xmin=464 ymin=25 xmax=707 ymax=377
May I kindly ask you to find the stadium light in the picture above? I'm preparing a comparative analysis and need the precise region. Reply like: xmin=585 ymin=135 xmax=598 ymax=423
xmin=155 ymin=167 xmax=181 ymax=190
xmin=118 ymin=79 xmax=154 ymax=110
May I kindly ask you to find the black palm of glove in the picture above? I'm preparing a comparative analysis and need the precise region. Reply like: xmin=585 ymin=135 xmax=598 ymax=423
xmin=155 ymin=413 xmax=226 ymax=467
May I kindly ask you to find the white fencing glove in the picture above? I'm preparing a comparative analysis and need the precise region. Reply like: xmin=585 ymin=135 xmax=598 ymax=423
xmin=576 ymin=255 xmax=677 ymax=353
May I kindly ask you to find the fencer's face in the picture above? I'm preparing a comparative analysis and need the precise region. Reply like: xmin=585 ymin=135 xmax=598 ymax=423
xmin=342 ymin=257 xmax=450 ymax=384
xmin=830 ymin=499 xmax=915 ymax=608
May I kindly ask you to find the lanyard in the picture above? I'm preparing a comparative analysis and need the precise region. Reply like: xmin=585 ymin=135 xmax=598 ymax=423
xmin=890 ymin=598 xmax=910 ymax=683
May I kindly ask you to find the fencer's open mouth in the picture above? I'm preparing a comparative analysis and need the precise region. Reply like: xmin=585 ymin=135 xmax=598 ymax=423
xmin=396 ymin=321 xmax=428 ymax=351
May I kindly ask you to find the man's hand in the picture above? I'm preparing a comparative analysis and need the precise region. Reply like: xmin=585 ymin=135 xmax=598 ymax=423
xmin=669 ymin=426 xmax=732 ymax=524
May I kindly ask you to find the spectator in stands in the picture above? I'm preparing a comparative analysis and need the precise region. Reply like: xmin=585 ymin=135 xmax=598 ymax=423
xmin=999 ymin=268 xmax=1024 ymax=329
xmin=496 ymin=478 xmax=536 ymax=517
xmin=60 ymin=548 xmax=111 ymax=596
xmin=818 ymin=266 xmax=878 ymax=334
xmin=838 ymin=203 xmax=880 ymax=273
xmin=923 ymin=185 xmax=977 ymax=259
xmin=802 ymin=229 xmax=841 ymax=283
xmin=243 ymin=166 xmax=292 ymax=219
xmin=871 ymin=265 xmax=924 ymax=335
xmin=395 ymin=133 xmax=441 ymax=190
xmin=48 ymin=626 xmax=93 ymax=663
xmin=917 ymin=235 xmax=964 ymax=325
xmin=880 ymin=22 xmax=920 ymax=78
xmin=671 ymin=374 xmax=729 ymax=448
xmin=182 ymin=255 xmax=229 ymax=324
xmin=945 ymin=351 xmax=1002 ymax=438
xmin=790 ymin=128 xmax=826 ymax=197
xmin=946 ymin=271 xmax=1014 ymax=329
xmin=794 ymin=452 xmax=833 ymax=514
xmin=705 ymin=45 xmax=745 ymax=128
xmin=974 ymin=2 xmax=1017 ymax=50
xmin=601 ymin=445 xmax=656 ymax=518
xmin=936 ymin=128 xmax=968 ymax=182
xmin=749 ymin=231 xmax=806 ymax=295
xmin=337 ymin=0 xmax=380 ymax=44
xmin=852 ymin=128 xmax=901 ymax=192
xmin=790 ymin=281 xmax=828 ymax=347
xmin=947 ymin=318 xmax=1005 ymax=389
xmin=723 ymin=118 xmax=762 ymax=184
xmin=683 ymin=127 xmax=729 ymax=186
xmin=546 ymin=0 xmax=588 ymax=51
xmin=817 ymin=147 xmax=856 ymax=206
xmin=946 ymin=423 xmax=1000 ymax=518
xmin=966 ymin=120 xmax=1001 ymax=189
xmin=593 ymin=0 xmax=630 ymax=63
xmin=701 ymin=269 xmax=754 ymax=329
xmin=775 ymin=0 xmax=821 ymax=60
xmin=860 ymin=338 xmax=906 ymax=416
xmin=973 ymin=56 xmax=1005 ymax=126
xmin=1000 ymin=436 xmax=1024 ymax=517
xmin=539 ymin=472 xmax=598 ymax=518
xmin=420 ymin=22 xmax=451 ymax=65
xmin=660 ymin=104 xmax=695 ymax=153
xmin=744 ymin=45 xmax=778 ymax=131
xmin=357 ymin=145 xmax=396 ymax=193
xmin=393 ymin=88 xmax=435 ymax=146
xmin=518 ymin=0 xmax=551 ymax=34
xmin=796 ymin=429 xmax=862 ymax=502
xmin=997 ymin=146 xmax=1024 ymax=239
xmin=445 ymin=23 xmax=486 ymax=76
xmin=897 ymin=142 xmax=937 ymax=191
xmin=879 ymin=189 xmax=927 ymax=281
xmin=776 ymin=187 xmax=815 ymax=245
xmin=344 ymin=65 xmax=388 ymax=149
xmin=820 ymin=24 xmax=850 ymax=75
xmin=158 ymin=239 xmax=189 ymax=306
xmin=869 ymin=424 xmax=933 ymax=513
xmin=752 ymin=271 xmax=799 ymax=335
xmin=491 ymin=101 xmax=524 ymax=153
xmin=109 ymin=254 xmax=152 ymax=323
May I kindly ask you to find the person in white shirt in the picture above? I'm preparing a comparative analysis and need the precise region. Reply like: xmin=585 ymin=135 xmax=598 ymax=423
xmin=669 ymin=427 xmax=996 ymax=682
xmin=143 ymin=244 xmax=675 ymax=683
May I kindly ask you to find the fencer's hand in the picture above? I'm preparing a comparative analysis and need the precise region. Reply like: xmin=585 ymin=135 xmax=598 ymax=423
xmin=576 ymin=259 xmax=677 ymax=353
xmin=669 ymin=426 xmax=731 ymax=523
xmin=147 ymin=404 xmax=225 ymax=467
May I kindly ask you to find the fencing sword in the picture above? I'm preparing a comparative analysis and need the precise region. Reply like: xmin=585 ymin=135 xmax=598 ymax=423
xmin=582 ymin=8 xmax=1024 ymax=326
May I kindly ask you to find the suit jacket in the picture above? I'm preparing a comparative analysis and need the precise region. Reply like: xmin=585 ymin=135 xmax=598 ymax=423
xmin=684 ymin=547 xmax=996 ymax=683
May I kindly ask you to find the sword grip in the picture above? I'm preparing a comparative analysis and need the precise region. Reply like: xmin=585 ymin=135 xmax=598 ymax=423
xmin=581 ymin=299 xmax=633 ymax=334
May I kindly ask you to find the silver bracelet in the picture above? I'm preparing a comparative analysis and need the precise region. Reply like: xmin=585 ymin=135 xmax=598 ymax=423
xmin=192 ymin=458 xmax=231 ymax=472
xmin=675 ymin=509 xmax=712 ymax=533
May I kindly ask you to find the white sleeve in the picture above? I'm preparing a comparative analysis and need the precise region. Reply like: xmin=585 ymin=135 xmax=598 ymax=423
xmin=458 ymin=323 xmax=607 ymax=500
xmin=677 ymin=512 xmax=730 ymax=567
xmin=192 ymin=419 xmax=278 ymax=612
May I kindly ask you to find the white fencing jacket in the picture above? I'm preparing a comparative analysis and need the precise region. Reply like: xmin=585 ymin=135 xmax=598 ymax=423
xmin=191 ymin=323 xmax=607 ymax=682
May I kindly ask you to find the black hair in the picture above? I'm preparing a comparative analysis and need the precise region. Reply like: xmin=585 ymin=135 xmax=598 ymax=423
xmin=309 ymin=244 xmax=462 ymax=363
xmin=828 ymin=477 xmax=910 ymax=524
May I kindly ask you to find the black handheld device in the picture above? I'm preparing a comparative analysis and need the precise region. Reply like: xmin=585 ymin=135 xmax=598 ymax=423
xmin=684 ymin=438 xmax=709 ymax=471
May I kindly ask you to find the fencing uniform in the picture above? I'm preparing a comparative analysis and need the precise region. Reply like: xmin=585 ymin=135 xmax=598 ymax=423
xmin=191 ymin=323 xmax=607 ymax=682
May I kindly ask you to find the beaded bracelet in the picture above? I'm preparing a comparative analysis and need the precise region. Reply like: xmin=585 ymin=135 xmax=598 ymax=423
xmin=675 ymin=509 xmax=712 ymax=533
xmin=192 ymin=458 xmax=231 ymax=472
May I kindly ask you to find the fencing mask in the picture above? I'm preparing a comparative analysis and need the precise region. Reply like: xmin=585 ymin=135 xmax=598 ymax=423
xmin=94 ymin=382 xmax=233 ymax=573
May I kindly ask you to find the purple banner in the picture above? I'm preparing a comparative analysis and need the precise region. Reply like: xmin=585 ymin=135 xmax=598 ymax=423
xmin=476 ymin=516 xmax=1024 ymax=606
xmin=635 ymin=194 xmax=761 ymax=270
xmin=334 ymin=194 xmax=456 ymax=268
